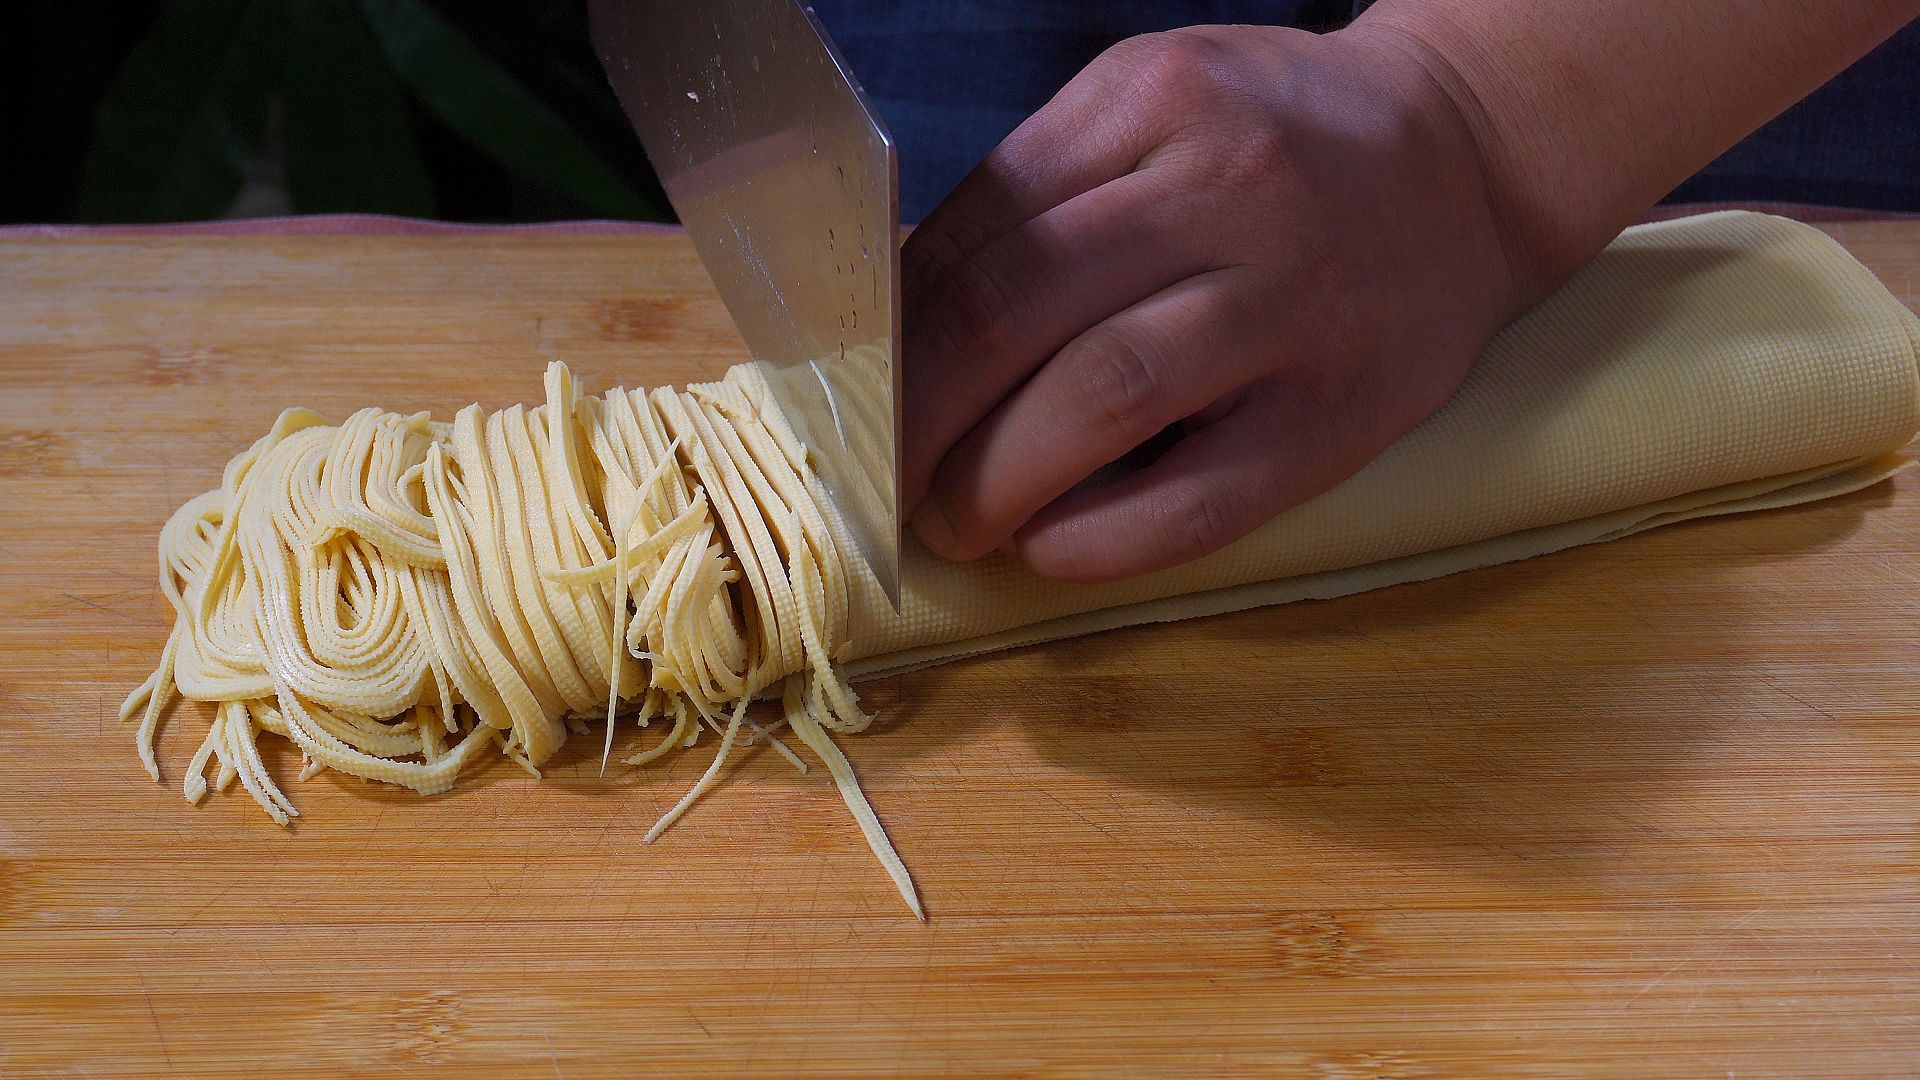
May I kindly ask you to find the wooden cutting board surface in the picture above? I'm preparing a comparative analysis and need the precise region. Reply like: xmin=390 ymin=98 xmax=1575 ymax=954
xmin=2 ymin=223 xmax=1918 ymax=1077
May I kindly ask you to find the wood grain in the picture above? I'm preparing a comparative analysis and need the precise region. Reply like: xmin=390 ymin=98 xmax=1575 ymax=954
xmin=2 ymin=223 xmax=1918 ymax=1077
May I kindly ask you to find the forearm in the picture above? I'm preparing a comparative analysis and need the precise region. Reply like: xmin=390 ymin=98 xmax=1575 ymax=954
xmin=1350 ymin=0 xmax=1919 ymax=291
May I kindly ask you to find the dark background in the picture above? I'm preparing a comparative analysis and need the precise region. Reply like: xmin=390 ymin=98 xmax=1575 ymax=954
xmin=5 ymin=0 xmax=1915 ymax=227
xmin=4 ymin=0 xmax=676 ymax=224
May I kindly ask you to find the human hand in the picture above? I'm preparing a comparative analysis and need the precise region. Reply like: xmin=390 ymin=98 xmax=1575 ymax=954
xmin=900 ymin=23 xmax=1539 ymax=583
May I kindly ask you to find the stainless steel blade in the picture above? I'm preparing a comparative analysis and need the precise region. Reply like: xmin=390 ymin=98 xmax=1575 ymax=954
xmin=590 ymin=0 xmax=902 ymax=612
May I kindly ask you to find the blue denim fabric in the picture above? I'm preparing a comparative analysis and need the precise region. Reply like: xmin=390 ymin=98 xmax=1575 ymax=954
xmin=1667 ymin=23 xmax=1920 ymax=212
xmin=812 ymin=1 xmax=1312 ymax=220
xmin=811 ymin=2 xmax=1919 ymax=221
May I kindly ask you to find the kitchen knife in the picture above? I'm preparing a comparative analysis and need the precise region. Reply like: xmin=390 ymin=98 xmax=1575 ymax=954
xmin=589 ymin=0 xmax=903 ymax=612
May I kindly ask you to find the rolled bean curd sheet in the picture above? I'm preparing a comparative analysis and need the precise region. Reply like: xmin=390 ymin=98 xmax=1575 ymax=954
xmin=830 ymin=212 xmax=1920 ymax=677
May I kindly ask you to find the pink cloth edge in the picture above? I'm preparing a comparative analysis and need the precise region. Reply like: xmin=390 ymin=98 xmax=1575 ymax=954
xmin=0 ymin=213 xmax=684 ymax=238
xmin=0 ymin=203 xmax=1913 ymax=239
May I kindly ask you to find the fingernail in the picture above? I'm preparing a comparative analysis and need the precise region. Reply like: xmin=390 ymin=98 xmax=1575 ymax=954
xmin=911 ymin=499 xmax=958 ymax=556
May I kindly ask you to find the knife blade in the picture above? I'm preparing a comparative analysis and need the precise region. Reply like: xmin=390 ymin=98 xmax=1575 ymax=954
xmin=589 ymin=0 xmax=903 ymax=613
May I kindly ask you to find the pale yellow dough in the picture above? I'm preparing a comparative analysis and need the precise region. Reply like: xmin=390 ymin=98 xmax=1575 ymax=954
xmin=121 ymin=361 xmax=919 ymax=915
xmin=125 ymin=212 xmax=1920 ymax=918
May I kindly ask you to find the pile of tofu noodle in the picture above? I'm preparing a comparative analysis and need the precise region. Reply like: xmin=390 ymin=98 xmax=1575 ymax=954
xmin=121 ymin=360 xmax=921 ymax=917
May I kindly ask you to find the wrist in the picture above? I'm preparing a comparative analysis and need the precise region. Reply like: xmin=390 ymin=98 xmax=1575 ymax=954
xmin=1335 ymin=13 xmax=1622 ymax=303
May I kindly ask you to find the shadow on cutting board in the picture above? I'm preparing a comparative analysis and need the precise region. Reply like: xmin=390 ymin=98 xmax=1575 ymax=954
xmin=880 ymin=478 xmax=1889 ymax=889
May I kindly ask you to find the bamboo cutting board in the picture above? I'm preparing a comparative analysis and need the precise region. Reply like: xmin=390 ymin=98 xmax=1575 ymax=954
xmin=2 ymin=223 xmax=1918 ymax=1077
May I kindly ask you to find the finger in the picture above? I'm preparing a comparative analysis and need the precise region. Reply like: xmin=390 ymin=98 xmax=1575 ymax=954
xmin=1009 ymin=377 xmax=1386 ymax=583
xmin=902 ymin=167 xmax=1213 ymax=510
xmin=902 ymin=40 xmax=1170 ymax=299
xmin=913 ymin=266 xmax=1282 ymax=562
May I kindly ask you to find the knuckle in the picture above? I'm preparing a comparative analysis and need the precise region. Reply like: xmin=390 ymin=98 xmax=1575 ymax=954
xmin=1073 ymin=328 xmax=1171 ymax=442
xmin=1121 ymin=40 xmax=1290 ymax=189
xmin=905 ymin=210 xmax=1006 ymax=296
xmin=935 ymin=256 xmax=1030 ymax=359
xmin=1159 ymin=483 xmax=1244 ymax=566
xmin=1109 ymin=29 xmax=1233 ymax=106
xmin=931 ymin=507 xmax=996 ymax=562
xmin=933 ymin=468 xmax=1025 ymax=563
xmin=902 ymin=223 xmax=970 ymax=296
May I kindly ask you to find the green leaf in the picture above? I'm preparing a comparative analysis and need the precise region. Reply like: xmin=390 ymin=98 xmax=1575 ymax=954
xmin=77 ymin=0 xmax=286 ymax=222
xmin=279 ymin=0 xmax=436 ymax=216
xmin=354 ymin=0 xmax=669 ymax=220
